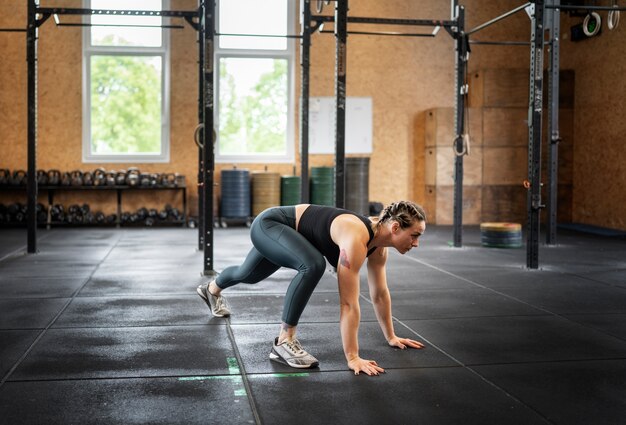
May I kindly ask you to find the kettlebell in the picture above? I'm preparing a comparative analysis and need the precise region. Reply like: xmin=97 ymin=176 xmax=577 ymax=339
xmin=93 ymin=168 xmax=107 ymax=186
xmin=0 ymin=169 xmax=9 ymax=185
xmin=47 ymin=169 xmax=61 ymax=186
xmin=126 ymin=167 xmax=140 ymax=187
xmin=116 ymin=170 xmax=127 ymax=186
xmin=11 ymin=170 xmax=27 ymax=186
xmin=37 ymin=170 xmax=49 ymax=185
xmin=70 ymin=170 xmax=83 ymax=186
xmin=106 ymin=170 xmax=117 ymax=186
xmin=82 ymin=171 xmax=94 ymax=186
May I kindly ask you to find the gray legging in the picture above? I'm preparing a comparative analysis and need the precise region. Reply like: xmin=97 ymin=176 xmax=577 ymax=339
xmin=215 ymin=206 xmax=326 ymax=326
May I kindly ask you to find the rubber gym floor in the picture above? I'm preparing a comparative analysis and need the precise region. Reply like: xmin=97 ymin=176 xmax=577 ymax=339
xmin=0 ymin=225 xmax=624 ymax=425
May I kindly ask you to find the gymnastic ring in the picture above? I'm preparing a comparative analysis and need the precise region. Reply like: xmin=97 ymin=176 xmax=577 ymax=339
xmin=194 ymin=123 xmax=204 ymax=149
xmin=316 ymin=0 xmax=324 ymax=13
xmin=583 ymin=12 xmax=601 ymax=37
xmin=523 ymin=180 xmax=531 ymax=189
xmin=608 ymin=7 xmax=620 ymax=30
xmin=452 ymin=134 xmax=469 ymax=157
xmin=194 ymin=124 xmax=217 ymax=150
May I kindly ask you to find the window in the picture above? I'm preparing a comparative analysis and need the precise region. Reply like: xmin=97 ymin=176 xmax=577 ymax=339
xmin=83 ymin=0 xmax=170 ymax=163
xmin=216 ymin=0 xmax=294 ymax=162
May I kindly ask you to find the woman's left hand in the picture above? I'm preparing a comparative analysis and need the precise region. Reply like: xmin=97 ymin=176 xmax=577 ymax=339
xmin=388 ymin=336 xmax=425 ymax=350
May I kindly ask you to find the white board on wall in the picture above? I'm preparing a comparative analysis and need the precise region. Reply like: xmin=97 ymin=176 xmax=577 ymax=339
xmin=307 ymin=97 xmax=373 ymax=154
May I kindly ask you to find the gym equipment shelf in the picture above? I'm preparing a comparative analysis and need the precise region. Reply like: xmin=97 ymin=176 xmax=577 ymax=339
xmin=0 ymin=184 xmax=187 ymax=228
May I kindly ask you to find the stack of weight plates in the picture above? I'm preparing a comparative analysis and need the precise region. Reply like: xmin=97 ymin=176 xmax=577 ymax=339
xmin=221 ymin=169 xmax=251 ymax=219
xmin=280 ymin=175 xmax=301 ymax=206
xmin=480 ymin=222 xmax=523 ymax=248
xmin=310 ymin=166 xmax=334 ymax=206
xmin=252 ymin=172 xmax=281 ymax=216
xmin=345 ymin=157 xmax=369 ymax=215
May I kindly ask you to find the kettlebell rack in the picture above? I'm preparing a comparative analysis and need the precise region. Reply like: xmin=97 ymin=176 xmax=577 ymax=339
xmin=0 ymin=181 xmax=187 ymax=228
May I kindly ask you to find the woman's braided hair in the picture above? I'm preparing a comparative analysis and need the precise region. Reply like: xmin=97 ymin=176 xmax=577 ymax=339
xmin=376 ymin=201 xmax=426 ymax=230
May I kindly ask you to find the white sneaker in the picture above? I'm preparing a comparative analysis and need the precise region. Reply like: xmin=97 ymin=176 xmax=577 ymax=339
xmin=269 ymin=337 xmax=319 ymax=369
xmin=197 ymin=282 xmax=231 ymax=317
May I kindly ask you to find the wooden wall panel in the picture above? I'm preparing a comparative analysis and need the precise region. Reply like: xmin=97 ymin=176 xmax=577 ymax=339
xmin=561 ymin=15 xmax=625 ymax=230
xmin=482 ymin=108 xmax=527 ymax=147
xmin=468 ymin=69 xmax=528 ymax=108
xmin=425 ymin=146 xmax=482 ymax=187
xmin=424 ymin=185 xmax=482 ymax=226
xmin=481 ymin=185 xmax=527 ymax=224
xmin=424 ymin=108 xmax=482 ymax=148
xmin=483 ymin=146 xmax=528 ymax=186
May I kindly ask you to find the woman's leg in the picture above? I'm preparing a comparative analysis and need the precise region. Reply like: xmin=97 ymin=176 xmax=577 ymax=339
xmin=215 ymin=247 xmax=281 ymax=290
xmin=249 ymin=207 xmax=326 ymax=327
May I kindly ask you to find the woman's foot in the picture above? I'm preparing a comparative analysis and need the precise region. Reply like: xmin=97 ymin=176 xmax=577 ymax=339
xmin=269 ymin=337 xmax=319 ymax=369
xmin=197 ymin=281 xmax=231 ymax=317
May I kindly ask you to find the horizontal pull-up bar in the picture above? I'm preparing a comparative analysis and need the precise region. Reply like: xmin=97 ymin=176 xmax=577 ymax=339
xmin=466 ymin=2 xmax=531 ymax=36
xmin=319 ymin=29 xmax=436 ymax=37
xmin=52 ymin=22 xmax=186 ymax=29
xmin=36 ymin=7 xmax=198 ymax=18
xmin=546 ymin=4 xmax=626 ymax=11
xmin=215 ymin=32 xmax=303 ymax=39
xmin=0 ymin=28 xmax=27 ymax=32
xmin=52 ymin=13 xmax=185 ymax=29
xmin=469 ymin=40 xmax=530 ymax=46
xmin=312 ymin=15 xmax=456 ymax=28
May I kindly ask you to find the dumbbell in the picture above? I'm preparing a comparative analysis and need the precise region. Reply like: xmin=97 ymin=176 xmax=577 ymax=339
xmin=136 ymin=207 xmax=148 ymax=221
xmin=36 ymin=203 xmax=47 ymax=223
xmin=95 ymin=211 xmax=106 ymax=224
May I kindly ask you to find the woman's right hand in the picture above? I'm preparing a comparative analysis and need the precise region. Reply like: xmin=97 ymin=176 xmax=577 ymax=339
xmin=347 ymin=357 xmax=385 ymax=376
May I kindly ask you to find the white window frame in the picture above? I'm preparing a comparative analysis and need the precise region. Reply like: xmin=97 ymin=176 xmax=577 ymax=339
xmin=215 ymin=1 xmax=295 ymax=164
xmin=82 ymin=0 xmax=171 ymax=163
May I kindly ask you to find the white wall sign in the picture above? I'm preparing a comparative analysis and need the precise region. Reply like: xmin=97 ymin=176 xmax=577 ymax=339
xmin=307 ymin=97 xmax=373 ymax=154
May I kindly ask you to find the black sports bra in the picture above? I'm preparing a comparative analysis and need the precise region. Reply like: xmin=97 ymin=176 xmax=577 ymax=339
xmin=298 ymin=205 xmax=376 ymax=268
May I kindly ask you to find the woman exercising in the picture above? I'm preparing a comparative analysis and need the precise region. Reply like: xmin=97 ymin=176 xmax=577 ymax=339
xmin=197 ymin=201 xmax=426 ymax=376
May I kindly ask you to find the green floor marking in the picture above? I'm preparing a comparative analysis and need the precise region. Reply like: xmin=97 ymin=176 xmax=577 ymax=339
xmin=227 ymin=357 xmax=240 ymax=374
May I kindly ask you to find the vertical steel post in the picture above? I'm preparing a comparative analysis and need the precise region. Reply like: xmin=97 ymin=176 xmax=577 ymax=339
xmin=452 ymin=5 xmax=466 ymax=247
xmin=526 ymin=0 xmax=545 ymax=269
xmin=26 ymin=0 xmax=38 ymax=253
xmin=334 ymin=0 xmax=347 ymax=208
xmin=202 ymin=0 xmax=216 ymax=275
xmin=300 ymin=0 xmax=311 ymax=203
xmin=546 ymin=0 xmax=560 ymax=245
xmin=197 ymin=1 xmax=205 ymax=251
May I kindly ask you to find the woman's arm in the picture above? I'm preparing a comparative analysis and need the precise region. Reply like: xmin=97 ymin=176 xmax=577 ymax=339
xmin=333 ymin=217 xmax=385 ymax=376
xmin=367 ymin=248 xmax=425 ymax=350
xmin=366 ymin=248 xmax=395 ymax=340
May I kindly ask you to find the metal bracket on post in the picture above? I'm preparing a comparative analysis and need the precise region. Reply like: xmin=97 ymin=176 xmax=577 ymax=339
xmin=526 ymin=0 xmax=545 ymax=269
xmin=334 ymin=0 xmax=347 ymax=209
